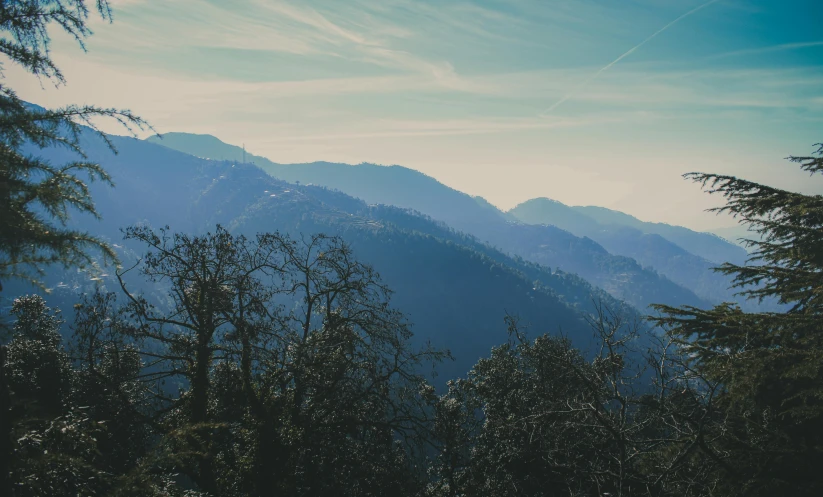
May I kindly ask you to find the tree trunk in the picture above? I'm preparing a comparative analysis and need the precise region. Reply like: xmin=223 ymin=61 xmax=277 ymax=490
xmin=191 ymin=340 xmax=211 ymax=425
xmin=0 ymin=346 xmax=13 ymax=496
xmin=255 ymin=419 xmax=283 ymax=495
xmin=190 ymin=330 xmax=217 ymax=495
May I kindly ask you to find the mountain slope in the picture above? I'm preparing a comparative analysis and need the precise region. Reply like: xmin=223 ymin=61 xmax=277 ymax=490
xmin=708 ymin=224 xmax=761 ymax=250
xmin=509 ymin=198 xmax=744 ymax=305
xmin=146 ymin=133 xmax=711 ymax=311
xmin=508 ymin=198 xmax=785 ymax=312
xmin=571 ymin=205 xmax=748 ymax=266
xmin=14 ymin=132 xmax=640 ymax=381
xmin=147 ymin=133 xmax=510 ymax=235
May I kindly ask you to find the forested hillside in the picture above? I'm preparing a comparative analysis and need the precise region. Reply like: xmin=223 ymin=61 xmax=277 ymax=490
xmin=10 ymin=130 xmax=637 ymax=380
xmin=2 ymin=3 xmax=820 ymax=496
xmin=572 ymin=204 xmax=748 ymax=265
xmin=509 ymin=197 xmax=772 ymax=309
xmin=148 ymin=133 xmax=712 ymax=311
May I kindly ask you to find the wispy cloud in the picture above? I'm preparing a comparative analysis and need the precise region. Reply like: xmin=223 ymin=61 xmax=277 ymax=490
xmin=707 ymin=40 xmax=823 ymax=59
xmin=23 ymin=0 xmax=823 ymax=231
xmin=463 ymin=65 xmax=823 ymax=112
xmin=543 ymin=0 xmax=722 ymax=114
xmin=257 ymin=114 xmax=638 ymax=142
xmin=81 ymin=0 xmax=488 ymax=92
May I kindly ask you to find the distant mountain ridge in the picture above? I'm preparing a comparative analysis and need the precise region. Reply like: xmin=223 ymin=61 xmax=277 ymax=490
xmin=509 ymin=198 xmax=759 ymax=308
xmin=708 ymin=224 xmax=762 ymax=250
xmin=11 ymin=130 xmax=650 ymax=383
xmin=569 ymin=204 xmax=747 ymax=266
xmin=146 ymin=133 xmax=511 ymax=233
xmin=146 ymin=133 xmax=713 ymax=312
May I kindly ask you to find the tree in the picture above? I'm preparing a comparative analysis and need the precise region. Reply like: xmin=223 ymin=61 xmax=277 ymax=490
xmin=428 ymin=305 xmax=664 ymax=497
xmin=116 ymin=225 xmax=444 ymax=496
xmin=0 ymin=293 xmax=184 ymax=497
xmin=425 ymin=300 xmax=752 ymax=497
xmin=115 ymin=225 xmax=271 ymax=495
xmin=2 ymin=295 xmax=112 ymax=497
xmin=243 ymin=232 xmax=443 ymax=496
xmin=70 ymin=290 xmax=154 ymax=475
xmin=650 ymin=143 xmax=823 ymax=496
xmin=0 ymin=0 xmax=150 ymax=291
xmin=0 ymin=3 xmax=148 ymax=492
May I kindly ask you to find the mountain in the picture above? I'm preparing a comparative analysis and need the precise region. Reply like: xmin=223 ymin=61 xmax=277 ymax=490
xmin=508 ymin=198 xmax=786 ymax=312
xmin=570 ymin=205 xmax=748 ymax=266
xmin=508 ymin=198 xmax=602 ymax=233
xmin=145 ymin=132 xmax=255 ymax=163
xmin=708 ymin=224 xmax=762 ymax=250
xmin=146 ymin=133 xmax=711 ymax=311
xmin=147 ymin=133 xmax=510 ymax=234
xmin=10 ymin=131 xmax=644 ymax=382
xmin=509 ymin=197 xmax=749 ymax=305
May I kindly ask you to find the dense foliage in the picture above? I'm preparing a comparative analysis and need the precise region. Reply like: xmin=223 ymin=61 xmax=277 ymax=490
xmin=1 ymin=2 xmax=820 ymax=495
xmin=0 ymin=233 xmax=720 ymax=496
xmin=1 ymin=149 xmax=820 ymax=495
xmin=650 ymin=145 xmax=823 ymax=496
xmin=0 ymin=0 xmax=148 ymax=290
xmin=4 ymin=227 xmax=445 ymax=496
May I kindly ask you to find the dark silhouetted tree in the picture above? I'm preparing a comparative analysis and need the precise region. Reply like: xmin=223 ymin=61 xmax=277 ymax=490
xmin=0 ymin=4 xmax=149 ymax=492
xmin=651 ymin=143 xmax=823 ymax=496
xmin=3 ymin=295 xmax=111 ymax=497
xmin=115 ymin=225 xmax=444 ymax=496
xmin=0 ymin=0 xmax=150 ymax=291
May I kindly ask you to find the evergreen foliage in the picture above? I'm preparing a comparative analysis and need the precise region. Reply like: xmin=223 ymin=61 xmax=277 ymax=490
xmin=0 ymin=159 xmax=818 ymax=494
xmin=0 ymin=0 xmax=149 ymax=291
xmin=3 ymin=226 xmax=446 ymax=496
xmin=0 ymin=2 xmax=819 ymax=494
xmin=650 ymin=145 xmax=823 ymax=496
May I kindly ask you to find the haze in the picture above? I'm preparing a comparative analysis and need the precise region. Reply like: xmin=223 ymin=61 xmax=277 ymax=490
xmin=11 ymin=0 xmax=823 ymax=230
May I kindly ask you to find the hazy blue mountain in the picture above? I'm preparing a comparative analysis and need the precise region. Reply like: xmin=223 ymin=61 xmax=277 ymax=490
xmin=147 ymin=133 xmax=711 ymax=311
xmin=708 ymin=224 xmax=762 ymax=250
xmin=571 ymin=205 xmax=748 ymax=266
xmin=509 ymin=198 xmax=766 ymax=308
xmin=12 ymin=131 xmax=646 ymax=382
xmin=148 ymin=133 xmax=510 ymax=232
xmin=508 ymin=197 xmax=602 ymax=233
xmin=509 ymin=198 xmax=784 ymax=311
xmin=473 ymin=196 xmax=519 ymax=223
xmin=146 ymin=132 xmax=256 ymax=162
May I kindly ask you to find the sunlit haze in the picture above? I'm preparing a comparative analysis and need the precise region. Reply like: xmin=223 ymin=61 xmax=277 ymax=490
xmin=11 ymin=0 xmax=823 ymax=230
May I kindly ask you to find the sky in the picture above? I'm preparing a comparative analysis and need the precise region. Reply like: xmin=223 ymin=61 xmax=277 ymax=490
xmin=9 ymin=0 xmax=823 ymax=230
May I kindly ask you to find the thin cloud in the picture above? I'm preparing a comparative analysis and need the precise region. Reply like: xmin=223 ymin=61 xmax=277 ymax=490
xmin=85 ymin=0 xmax=475 ymax=91
xmin=542 ymin=0 xmax=722 ymax=115
xmin=465 ymin=64 xmax=822 ymax=111
xmin=251 ymin=114 xmax=635 ymax=142
xmin=707 ymin=40 xmax=823 ymax=59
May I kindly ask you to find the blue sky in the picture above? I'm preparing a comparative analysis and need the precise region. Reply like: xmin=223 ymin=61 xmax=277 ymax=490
xmin=12 ymin=0 xmax=823 ymax=230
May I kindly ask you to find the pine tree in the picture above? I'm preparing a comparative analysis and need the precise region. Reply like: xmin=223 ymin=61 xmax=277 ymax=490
xmin=651 ymin=143 xmax=823 ymax=496
xmin=3 ymin=296 xmax=113 ymax=497
xmin=0 ymin=0 xmax=149 ymax=291
xmin=0 ymin=3 xmax=148 ymax=494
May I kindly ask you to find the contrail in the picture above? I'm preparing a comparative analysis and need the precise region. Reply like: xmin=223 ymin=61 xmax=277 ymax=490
xmin=543 ymin=0 xmax=721 ymax=114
